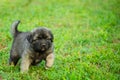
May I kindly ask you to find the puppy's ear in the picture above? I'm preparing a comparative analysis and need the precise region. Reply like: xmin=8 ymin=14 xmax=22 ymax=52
xmin=27 ymin=34 xmax=33 ymax=43
xmin=49 ymin=31 xmax=54 ymax=42
xmin=51 ymin=34 xmax=54 ymax=42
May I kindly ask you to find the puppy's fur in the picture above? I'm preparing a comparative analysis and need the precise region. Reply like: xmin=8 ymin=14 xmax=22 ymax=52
xmin=9 ymin=20 xmax=54 ymax=72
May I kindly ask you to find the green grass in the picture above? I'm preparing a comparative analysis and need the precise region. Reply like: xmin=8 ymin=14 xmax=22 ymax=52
xmin=0 ymin=0 xmax=120 ymax=80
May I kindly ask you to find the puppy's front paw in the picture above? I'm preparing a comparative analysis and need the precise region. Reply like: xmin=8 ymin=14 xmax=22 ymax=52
xmin=45 ymin=66 xmax=49 ymax=70
xmin=45 ymin=53 xmax=54 ymax=69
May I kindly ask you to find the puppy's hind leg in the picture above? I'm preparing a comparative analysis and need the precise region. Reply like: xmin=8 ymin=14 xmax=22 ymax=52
xmin=20 ymin=53 xmax=32 ymax=73
xmin=9 ymin=55 xmax=20 ymax=66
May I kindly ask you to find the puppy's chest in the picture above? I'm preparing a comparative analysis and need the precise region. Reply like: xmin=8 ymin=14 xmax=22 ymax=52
xmin=33 ymin=53 xmax=47 ymax=63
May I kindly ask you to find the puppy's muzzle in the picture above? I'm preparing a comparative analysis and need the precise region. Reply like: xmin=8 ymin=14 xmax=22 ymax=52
xmin=41 ymin=44 xmax=46 ymax=51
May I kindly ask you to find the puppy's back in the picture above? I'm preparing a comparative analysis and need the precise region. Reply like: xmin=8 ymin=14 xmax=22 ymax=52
xmin=11 ymin=32 xmax=30 ymax=56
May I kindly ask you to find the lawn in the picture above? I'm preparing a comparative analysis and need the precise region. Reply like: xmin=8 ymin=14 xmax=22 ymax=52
xmin=0 ymin=0 xmax=120 ymax=80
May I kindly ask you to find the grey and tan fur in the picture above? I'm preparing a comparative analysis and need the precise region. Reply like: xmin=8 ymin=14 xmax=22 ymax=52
xmin=9 ymin=20 xmax=54 ymax=73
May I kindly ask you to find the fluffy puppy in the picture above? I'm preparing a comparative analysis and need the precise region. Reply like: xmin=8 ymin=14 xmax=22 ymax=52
xmin=9 ymin=20 xmax=54 ymax=73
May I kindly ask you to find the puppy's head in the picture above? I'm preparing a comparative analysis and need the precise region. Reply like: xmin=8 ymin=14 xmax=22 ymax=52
xmin=27 ymin=27 xmax=53 ymax=52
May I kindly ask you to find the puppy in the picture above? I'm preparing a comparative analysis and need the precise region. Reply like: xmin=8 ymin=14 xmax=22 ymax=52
xmin=9 ymin=20 xmax=54 ymax=73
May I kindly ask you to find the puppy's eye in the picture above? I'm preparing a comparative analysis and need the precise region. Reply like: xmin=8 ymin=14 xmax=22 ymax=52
xmin=38 ymin=37 xmax=42 ymax=39
xmin=32 ymin=39 xmax=37 ymax=42
xmin=32 ymin=38 xmax=39 ymax=42
xmin=46 ymin=38 xmax=50 ymax=40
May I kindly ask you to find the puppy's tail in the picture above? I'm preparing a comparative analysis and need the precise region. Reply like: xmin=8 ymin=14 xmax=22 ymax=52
xmin=11 ymin=20 xmax=20 ymax=37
